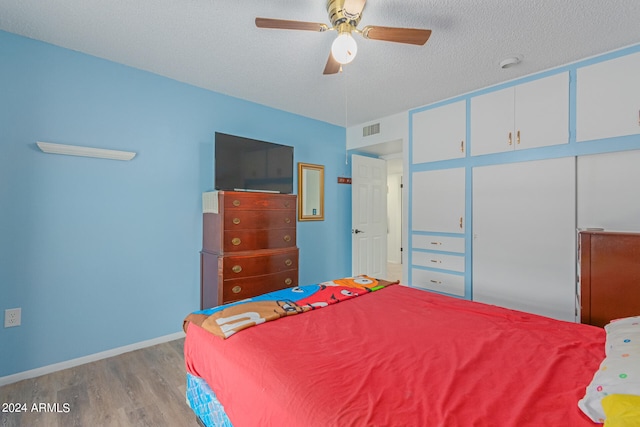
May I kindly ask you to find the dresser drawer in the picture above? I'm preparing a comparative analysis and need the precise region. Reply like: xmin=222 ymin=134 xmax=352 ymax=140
xmin=222 ymin=270 xmax=298 ymax=303
xmin=412 ymin=269 xmax=465 ymax=297
xmin=413 ymin=252 xmax=465 ymax=272
xmin=223 ymin=228 xmax=296 ymax=252
xmin=222 ymin=192 xmax=296 ymax=210
xmin=224 ymin=209 xmax=296 ymax=230
xmin=412 ymin=235 xmax=465 ymax=253
xmin=222 ymin=249 xmax=298 ymax=278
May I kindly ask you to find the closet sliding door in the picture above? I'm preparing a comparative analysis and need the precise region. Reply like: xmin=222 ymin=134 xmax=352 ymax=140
xmin=472 ymin=157 xmax=576 ymax=321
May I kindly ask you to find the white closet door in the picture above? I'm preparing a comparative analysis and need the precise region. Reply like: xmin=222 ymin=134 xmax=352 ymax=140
xmin=515 ymin=72 xmax=570 ymax=149
xmin=412 ymin=168 xmax=465 ymax=233
xmin=577 ymin=149 xmax=640 ymax=232
xmin=472 ymin=157 xmax=576 ymax=321
xmin=470 ymin=87 xmax=514 ymax=156
xmin=412 ymin=100 xmax=466 ymax=163
xmin=576 ymin=51 xmax=640 ymax=142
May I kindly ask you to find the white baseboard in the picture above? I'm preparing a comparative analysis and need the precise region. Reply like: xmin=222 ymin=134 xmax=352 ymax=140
xmin=0 ymin=331 xmax=185 ymax=387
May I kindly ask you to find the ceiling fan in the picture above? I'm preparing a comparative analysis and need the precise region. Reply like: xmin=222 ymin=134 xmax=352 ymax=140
xmin=255 ymin=0 xmax=432 ymax=75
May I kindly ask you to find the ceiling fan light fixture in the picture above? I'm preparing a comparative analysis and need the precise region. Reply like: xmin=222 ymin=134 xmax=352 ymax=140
xmin=331 ymin=32 xmax=358 ymax=64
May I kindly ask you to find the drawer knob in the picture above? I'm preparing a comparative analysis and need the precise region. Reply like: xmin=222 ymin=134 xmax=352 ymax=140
xmin=283 ymin=235 xmax=291 ymax=242
xmin=284 ymin=259 xmax=293 ymax=267
xmin=284 ymin=217 xmax=291 ymax=224
xmin=284 ymin=278 xmax=292 ymax=286
xmin=232 ymin=199 xmax=241 ymax=207
xmin=232 ymin=285 xmax=242 ymax=294
xmin=232 ymin=265 xmax=242 ymax=273
xmin=284 ymin=201 xmax=290 ymax=208
xmin=232 ymin=217 xmax=241 ymax=225
xmin=231 ymin=237 xmax=241 ymax=246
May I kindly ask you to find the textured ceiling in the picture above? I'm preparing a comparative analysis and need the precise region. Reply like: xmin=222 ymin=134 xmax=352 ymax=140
xmin=2 ymin=0 xmax=640 ymax=127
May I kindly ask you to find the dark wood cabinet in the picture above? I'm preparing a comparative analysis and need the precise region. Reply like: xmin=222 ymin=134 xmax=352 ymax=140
xmin=200 ymin=191 xmax=298 ymax=309
xmin=579 ymin=230 xmax=640 ymax=327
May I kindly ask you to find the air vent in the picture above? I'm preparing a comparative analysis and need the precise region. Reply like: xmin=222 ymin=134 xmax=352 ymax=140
xmin=362 ymin=123 xmax=380 ymax=137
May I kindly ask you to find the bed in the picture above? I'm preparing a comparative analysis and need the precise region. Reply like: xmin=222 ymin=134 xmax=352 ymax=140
xmin=183 ymin=276 xmax=640 ymax=426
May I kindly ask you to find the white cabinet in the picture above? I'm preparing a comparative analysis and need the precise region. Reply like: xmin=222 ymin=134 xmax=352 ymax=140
xmin=576 ymin=51 xmax=640 ymax=142
xmin=412 ymin=100 xmax=466 ymax=163
xmin=411 ymin=168 xmax=465 ymax=233
xmin=472 ymin=157 xmax=576 ymax=321
xmin=470 ymin=72 xmax=569 ymax=156
xmin=411 ymin=167 xmax=466 ymax=297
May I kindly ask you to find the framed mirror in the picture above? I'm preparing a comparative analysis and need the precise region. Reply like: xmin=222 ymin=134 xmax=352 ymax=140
xmin=298 ymin=162 xmax=324 ymax=221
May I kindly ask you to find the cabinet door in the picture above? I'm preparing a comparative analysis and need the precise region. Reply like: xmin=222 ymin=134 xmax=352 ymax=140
xmin=472 ymin=157 xmax=576 ymax=321
xmin=515 ymin=72 xmax=569 ymax=149
xmin=577 ymin=149 xmax=640 ymax=232
xmin=412 ymin=100 xmax=466 ymax=163
xmin=412 ymin=168 xmax=465 ymax=233
xmin=577 ymin=51 xmax=640 ymax=142
xmin=470 ymin=87 xmax=514 ymax=156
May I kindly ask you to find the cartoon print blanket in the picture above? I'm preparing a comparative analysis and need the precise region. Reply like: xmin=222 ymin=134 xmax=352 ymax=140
xmin=183 ymin=275 xmax=397 ymax=339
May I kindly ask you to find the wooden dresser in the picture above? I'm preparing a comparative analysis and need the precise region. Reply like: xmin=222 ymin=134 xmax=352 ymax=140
xmin=200 ymin=191 xmax=298 ymax=309
xmin=579 ymin=230 xmax=640 ymax=327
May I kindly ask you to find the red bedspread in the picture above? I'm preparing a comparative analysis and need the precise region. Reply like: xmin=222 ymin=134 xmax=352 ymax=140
xmin=184 ymin=285 xmax=605 ymax=426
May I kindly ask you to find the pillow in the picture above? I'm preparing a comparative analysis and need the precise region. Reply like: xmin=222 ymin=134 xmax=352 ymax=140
xmin=602 ymin=394 xmax=640 ymax=427
xmin=578 ymin=316 xmax=640 ymax=423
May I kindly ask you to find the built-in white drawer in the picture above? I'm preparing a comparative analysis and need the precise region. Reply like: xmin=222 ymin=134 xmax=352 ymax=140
xmin=412 ymin=235 xmax=464 ymax=253
xmin=411 ymin=269 xmax=465 ymax=297
xmin=413 ymin=252 xmax=465 ymax=272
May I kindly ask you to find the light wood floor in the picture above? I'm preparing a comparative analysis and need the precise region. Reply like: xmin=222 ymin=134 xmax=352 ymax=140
xmin=0 ymin=339 xmax=200 ymax=427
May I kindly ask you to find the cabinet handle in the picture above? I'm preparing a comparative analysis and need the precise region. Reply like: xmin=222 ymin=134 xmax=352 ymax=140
xmin=517 ymin=130 xmax=521 ymax=145
xmin=232 ymin=199 xmax=241 ymax=207
xmin=460 ymin=140 xmax=464 ymax=153
xmin=430 ymin=259 xmax=441 ymax=263
xmin=638 ymin=109 xmax=639 ymax=125
xmin=430 ymin=241 xmax=442 ymax=245
xmin=284 ymin=278 xmax=292 ymax=286
xmin=232 ymin=217 xmax=241 ymax=225
xmin=231 ymin=237 xmax=241 ymax=246
xmin=232 ymin=285 xmax=242 ymax=294
xmin=508 ymin=132 xmax=512 ymax=146
xmin=430 ymin=280 xmax=442 ymax=284
xmin=459 ymin=217 xmax=463 ymax=229
xmin=232 ymin=265 xmax=242 ymax=273
xmin=283 ymin=235 xmax=291 ymax=242
xmin=284 ymin=217 xmax=291 ymax=224
xmin=285 ymin=259 xmax=293 ymax=267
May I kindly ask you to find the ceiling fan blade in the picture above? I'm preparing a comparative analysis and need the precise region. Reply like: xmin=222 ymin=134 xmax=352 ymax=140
xmin=323 ymin=53 xmax=341 ymax=75
xmin=361 ymin=25 xmax=432 ymax=45
xmin=255 ymin=17 xmax=329 ymax=32
xmin=343 ymin=0 xmax=367 ymax=16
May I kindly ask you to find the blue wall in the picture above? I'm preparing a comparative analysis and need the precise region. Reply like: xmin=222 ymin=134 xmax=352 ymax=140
xmin=0 ymin=30 xmax=351 ymax=377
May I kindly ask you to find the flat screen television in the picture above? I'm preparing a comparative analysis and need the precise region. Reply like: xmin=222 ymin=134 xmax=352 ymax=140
xmin=215 ymin=132 xmax=294 ymax=194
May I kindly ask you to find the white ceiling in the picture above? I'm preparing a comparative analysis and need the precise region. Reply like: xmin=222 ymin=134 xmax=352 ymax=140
xmin=2 ymin=0 xmax=640 ymax=128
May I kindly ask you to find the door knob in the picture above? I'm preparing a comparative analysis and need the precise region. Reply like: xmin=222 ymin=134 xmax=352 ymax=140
xmin=353 ymin=229 xmax=364 ymax=234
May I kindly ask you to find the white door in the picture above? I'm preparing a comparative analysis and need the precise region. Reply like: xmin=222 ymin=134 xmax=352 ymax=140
xmin=411 ymin=168 xmax=465 ymax=233
xmin=470 ymin=86 xmax=514 ymax=156
xmin=577 ymin=149 xmax=640 ymax=232
xmin=412 ymin=100 xmax=467 ymax=163
xmin=576 ymin=51 xmax=640 ymax=142
xmin=352 ymin=155 xmax=387 ymax=278
xmin=472 ymin=157 xmax=576 ymax=321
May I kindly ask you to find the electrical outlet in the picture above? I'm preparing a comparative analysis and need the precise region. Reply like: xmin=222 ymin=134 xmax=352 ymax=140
xmin=4 ymin=308 xmax=21 ymax=328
